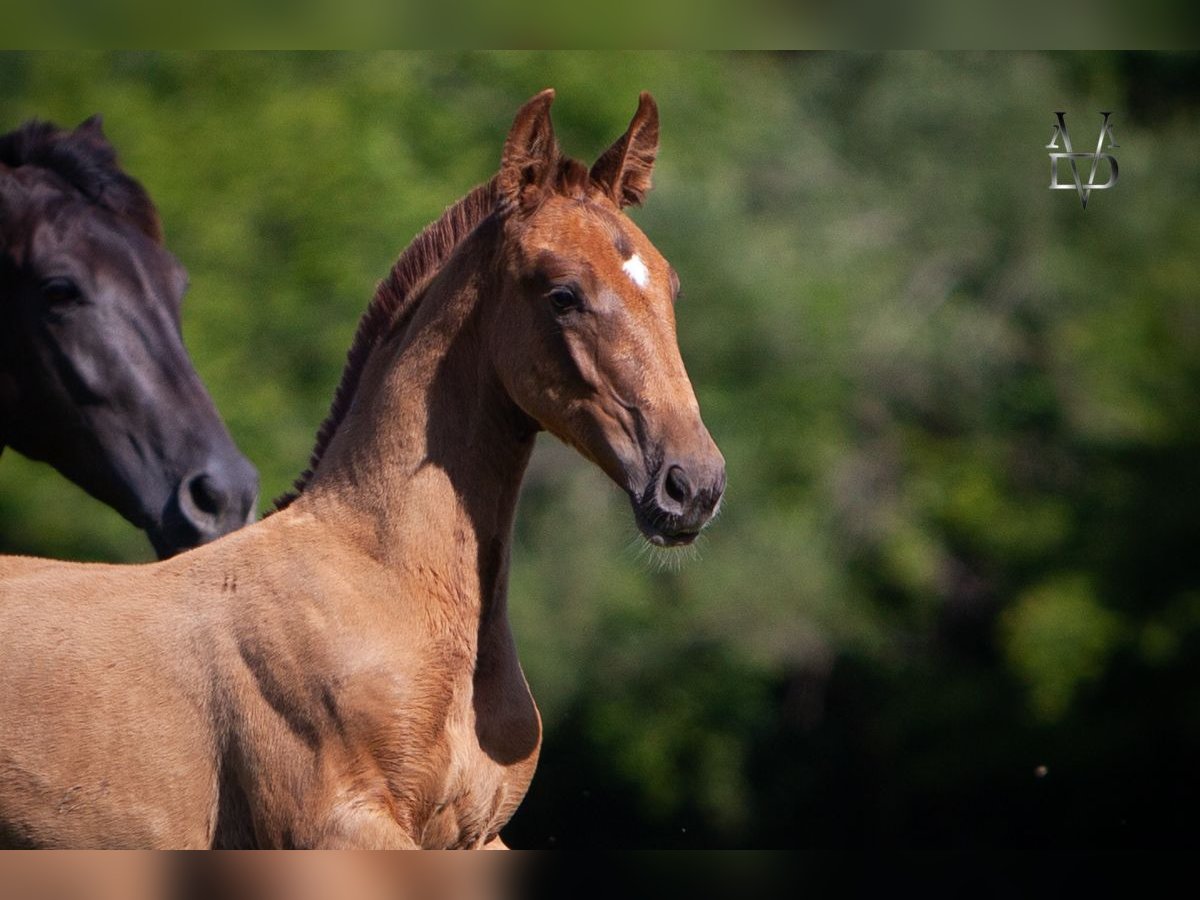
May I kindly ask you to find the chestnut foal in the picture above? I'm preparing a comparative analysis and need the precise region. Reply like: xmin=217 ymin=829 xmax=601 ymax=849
xmin=0 ymin=90 xmax=724 ymax=848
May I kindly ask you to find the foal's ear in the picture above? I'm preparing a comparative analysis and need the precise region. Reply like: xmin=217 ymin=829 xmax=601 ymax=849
xmin=498 ymin=89 xmax=559 ymax=215
xmin=590 ymin=92 xmax=659 ymax=209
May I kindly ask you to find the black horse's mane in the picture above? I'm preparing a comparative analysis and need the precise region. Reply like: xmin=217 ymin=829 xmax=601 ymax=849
xmin=0 ymin=118 xmax=162 ymax=243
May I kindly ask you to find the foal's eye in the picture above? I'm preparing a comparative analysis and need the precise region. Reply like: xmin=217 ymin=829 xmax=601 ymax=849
xmin=547 ymin=286 xmax=582 ymax=314
xmin=39 ymin=277 xmax=82 ymax=306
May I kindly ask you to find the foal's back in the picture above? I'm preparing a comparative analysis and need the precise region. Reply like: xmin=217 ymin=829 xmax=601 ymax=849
xmin=0 ymin=553 xmax=223 ymax=847
xmin=0 ymin=514 xmax=423 ymax=848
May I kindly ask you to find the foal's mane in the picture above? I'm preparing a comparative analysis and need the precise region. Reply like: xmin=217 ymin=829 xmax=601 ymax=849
xmin=0 ymin=119 xmax=162 ymax=243
xmin=273 ymin=177 xmax=499 ymax=510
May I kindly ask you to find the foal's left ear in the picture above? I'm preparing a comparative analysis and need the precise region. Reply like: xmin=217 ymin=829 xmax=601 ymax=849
xmin=590 ymin=92 xmax=659 ymax=209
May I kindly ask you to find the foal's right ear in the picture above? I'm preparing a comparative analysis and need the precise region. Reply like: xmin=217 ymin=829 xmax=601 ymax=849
xmin=498 ymin=89 xmax=559 ymax=216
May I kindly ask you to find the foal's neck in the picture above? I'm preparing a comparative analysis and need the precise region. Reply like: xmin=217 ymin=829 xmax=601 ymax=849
xmin=296 ymin=227 xmax=534 ymax=622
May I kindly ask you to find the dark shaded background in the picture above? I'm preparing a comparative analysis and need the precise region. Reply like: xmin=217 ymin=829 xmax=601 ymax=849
xmin=2 ymin=51 xmax=1199 ymax=847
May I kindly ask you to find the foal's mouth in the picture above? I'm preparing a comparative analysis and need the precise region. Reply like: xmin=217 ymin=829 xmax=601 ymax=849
xmin=646 ymin=526 xmax=702 ymax=548
xmin=631 ymin=498 xmax=706 ymax=548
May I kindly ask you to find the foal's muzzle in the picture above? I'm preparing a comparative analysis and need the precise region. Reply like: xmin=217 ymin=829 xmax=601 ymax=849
xmin=633 ymin=454 xmax=726 ymax=547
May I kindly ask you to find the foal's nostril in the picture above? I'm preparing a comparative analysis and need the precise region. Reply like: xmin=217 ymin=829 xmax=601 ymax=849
xmin=187 ymin=473 xmax=223 ymax=518
xmin=664 ymin=465 xmax=692 ymax=505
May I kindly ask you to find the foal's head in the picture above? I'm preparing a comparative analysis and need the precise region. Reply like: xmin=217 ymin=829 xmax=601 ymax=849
xmin=0 ymin=117 xmax=258 ymax=557
xmin=488 ymin=91 xmax=724 ymax=546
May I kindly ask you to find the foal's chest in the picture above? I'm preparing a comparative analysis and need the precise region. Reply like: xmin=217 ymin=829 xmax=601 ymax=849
xmin=410 ymin=669 xmax=541 ymax=849
xmin=358 ymin=631 xmax=540 ymax=848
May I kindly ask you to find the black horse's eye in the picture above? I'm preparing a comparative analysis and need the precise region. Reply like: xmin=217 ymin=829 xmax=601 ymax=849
xmin=39 ymin=277 xmax=82 ymax=306
xmin=548 ymin=286 xmax=581 ymax=314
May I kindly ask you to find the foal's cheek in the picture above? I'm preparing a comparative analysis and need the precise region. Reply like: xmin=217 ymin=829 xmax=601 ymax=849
xmin=498 ymin=304 xmax=562 ymax=407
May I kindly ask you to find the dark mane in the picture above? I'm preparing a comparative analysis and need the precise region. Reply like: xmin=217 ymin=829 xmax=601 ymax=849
xmin=274 ymin=177 xmax=499 ymax=510
xmin=0 ymin=118 xmax=162 ymax=243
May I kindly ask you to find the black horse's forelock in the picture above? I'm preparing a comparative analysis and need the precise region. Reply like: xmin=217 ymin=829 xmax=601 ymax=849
xmin=0 ymin=119 xmax=162 ymax=243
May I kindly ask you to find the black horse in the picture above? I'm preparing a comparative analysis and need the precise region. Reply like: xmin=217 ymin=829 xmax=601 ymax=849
xmin=0 ymin=116 xmax=258 ymax=558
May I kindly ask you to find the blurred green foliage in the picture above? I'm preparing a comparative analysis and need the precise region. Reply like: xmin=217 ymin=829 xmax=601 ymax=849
xmin=2 ymin=52 xmax=1199 ymax=846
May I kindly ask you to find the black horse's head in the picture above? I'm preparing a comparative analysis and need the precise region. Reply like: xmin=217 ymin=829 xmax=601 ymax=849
xmin=0 ymin=116 xmax=258 ymax=558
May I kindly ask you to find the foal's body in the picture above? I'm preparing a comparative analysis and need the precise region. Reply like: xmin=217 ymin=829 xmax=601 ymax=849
xmin=0 ymin=91 xmax=723 ymax=848
xmin=0 ymin=220 xmax=538 ymax=849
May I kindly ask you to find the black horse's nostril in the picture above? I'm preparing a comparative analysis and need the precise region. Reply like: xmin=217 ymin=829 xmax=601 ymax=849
xmin=664 ymin=465 xmax=692 ymax=505
xmin=187 ymin=473 xmax=223 ymax=518
xmin=177 ymin=458 xmax=258 ymax=533
xmin=154 ymin=456 xmax=258 ymax=557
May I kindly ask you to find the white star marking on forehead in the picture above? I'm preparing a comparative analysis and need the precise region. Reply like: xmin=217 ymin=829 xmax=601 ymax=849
xmin=622 ymin=253 xmax=650 ymax=289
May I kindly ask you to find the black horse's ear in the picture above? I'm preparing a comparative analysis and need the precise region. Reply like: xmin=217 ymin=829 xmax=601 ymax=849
xmin=75 ymin=114 xmax=106 ymax=140
xmin=590 ymin=92 xmax=659 ymax=209
xmin=498 ymin=89 xmax=559 ymax=216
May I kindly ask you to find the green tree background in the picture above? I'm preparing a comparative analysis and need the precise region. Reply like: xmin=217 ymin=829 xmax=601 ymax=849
xmin=2 ymin=52 xmax=1198 ymax=846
